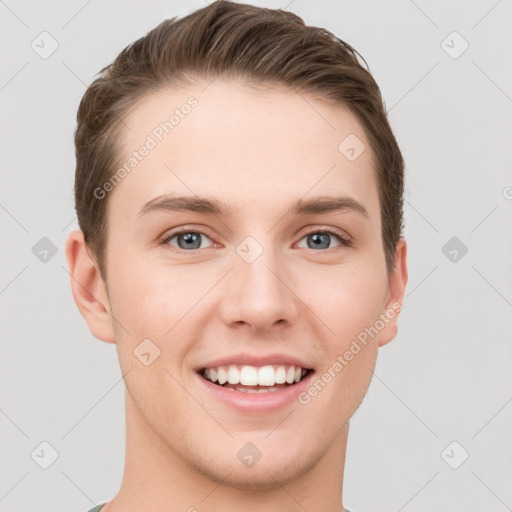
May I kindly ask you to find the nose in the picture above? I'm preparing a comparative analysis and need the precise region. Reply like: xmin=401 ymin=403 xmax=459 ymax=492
xmin=219 ymin=242 xmax=300 ymax=334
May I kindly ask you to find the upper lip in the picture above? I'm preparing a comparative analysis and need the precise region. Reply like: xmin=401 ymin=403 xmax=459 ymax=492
xmin=194 ymin=353 xmax=314 ymax=372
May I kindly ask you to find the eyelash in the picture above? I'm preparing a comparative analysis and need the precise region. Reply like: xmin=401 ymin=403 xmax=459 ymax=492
xmin=160 ymin=226 xmax=353 ymax=253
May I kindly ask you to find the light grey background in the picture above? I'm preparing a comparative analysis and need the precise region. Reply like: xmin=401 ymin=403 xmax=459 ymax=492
xmin=1 ymin=1 xmax=511 ymax=511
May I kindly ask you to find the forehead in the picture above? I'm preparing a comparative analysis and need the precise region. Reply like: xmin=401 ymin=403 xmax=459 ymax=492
xmin=109 ymin=79 xmax=379 ymax=224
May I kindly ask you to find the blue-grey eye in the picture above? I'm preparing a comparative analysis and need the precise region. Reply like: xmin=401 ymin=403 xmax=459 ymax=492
xmin=167 ymin=231 xmax=213 ymax=250
xmin=297 ymin=230 xmax=344 ymax=250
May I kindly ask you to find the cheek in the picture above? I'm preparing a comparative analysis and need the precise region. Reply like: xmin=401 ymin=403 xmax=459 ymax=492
xmin=108 ymin=261 xmax=209 ymax=361
xmin=302 ymin=266 xmax=386 ymax=345
xmin=318 ymin=270 xmax=384 ymax=405
xmin=107 ymin=252 xmax=173 ymax=327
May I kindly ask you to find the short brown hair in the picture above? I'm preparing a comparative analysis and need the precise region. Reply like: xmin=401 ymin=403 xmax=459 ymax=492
xmin=73 ymin=0 xmax=404 ymax=282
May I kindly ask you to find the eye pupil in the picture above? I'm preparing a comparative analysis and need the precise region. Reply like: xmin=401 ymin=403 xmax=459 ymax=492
xmin=308 ymin=233 xmax=330 ymax=249
xmin=178 ymin=232 xmax=201 ymax=249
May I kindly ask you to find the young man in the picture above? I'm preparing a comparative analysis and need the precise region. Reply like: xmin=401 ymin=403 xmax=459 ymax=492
xmin=66 ymin=2 xmax=407 ymax=511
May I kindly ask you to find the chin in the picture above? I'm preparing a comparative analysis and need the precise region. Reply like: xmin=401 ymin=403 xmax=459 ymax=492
xmin=188 ymin=443 xmax=325 ymax=490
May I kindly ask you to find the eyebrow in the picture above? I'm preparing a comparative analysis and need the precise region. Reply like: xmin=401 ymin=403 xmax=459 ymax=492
xmin=137 ymin=194 xmax=369 ymax=220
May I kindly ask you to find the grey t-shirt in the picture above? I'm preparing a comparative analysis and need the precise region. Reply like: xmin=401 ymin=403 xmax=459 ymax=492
xmin=85 ymin=505 xmax=353 ymax=512
xmin=86 ymin=506 xmax=106 ymax=512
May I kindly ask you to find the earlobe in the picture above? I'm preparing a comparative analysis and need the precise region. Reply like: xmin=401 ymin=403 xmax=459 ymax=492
xmin=65 ymin=229 xmax=116 ymax=344
xmin=378 ymin=237 xmax=408 ymax=347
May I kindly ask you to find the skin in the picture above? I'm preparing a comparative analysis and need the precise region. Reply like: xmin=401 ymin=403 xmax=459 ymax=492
xmin=66 ymin=79 xmax=407 ymax=512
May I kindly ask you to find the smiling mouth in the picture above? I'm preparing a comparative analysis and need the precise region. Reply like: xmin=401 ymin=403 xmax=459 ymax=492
xmin=198 ymin=364 xmax=313 ymax=393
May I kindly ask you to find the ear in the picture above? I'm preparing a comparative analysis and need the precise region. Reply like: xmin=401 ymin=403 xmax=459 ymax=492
xmin=65 ymin=229 xmax=116 ymax=344
xmin=378 ymin=237 xmax=408 ymax=347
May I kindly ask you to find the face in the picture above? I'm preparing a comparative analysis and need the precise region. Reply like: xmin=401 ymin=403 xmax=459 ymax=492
xmin=70 ymin=79 xmax=407 ymax=490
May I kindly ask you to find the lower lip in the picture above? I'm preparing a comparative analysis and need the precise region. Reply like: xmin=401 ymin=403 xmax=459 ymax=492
xmin=195 ymin=371 xmax=315 ymax=413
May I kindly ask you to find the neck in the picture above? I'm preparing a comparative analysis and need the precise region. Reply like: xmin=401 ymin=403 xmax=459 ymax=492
xmin=102 ymin=391 xmax=348 ymax=512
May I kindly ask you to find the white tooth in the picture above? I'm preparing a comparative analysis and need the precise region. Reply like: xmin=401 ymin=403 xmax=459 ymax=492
xmin=275 ymin=366 xmax=286 ymax=384
xmin=245 ymin=388 xmax=258 ymax=393
xmin=257 ymin=388 xmax=269 ymax=393
xmin=240 ymin=365 xmax=258 ymax=385
xmin=227 ymin=365 xmax=240 ymax=384
xmin=258 ymin=365 xmax=275 ymax=386
xmin=209 ymin=368 xmax=218 ymax=382
xmin=217 ymin=367 xmax=227 ymax=385
xmin=268 ymin=386 xmax=280 ymax=392
xmin=294 ymin=367 xmax=301 ymax=382
xmin=301 ymin=368 xmax=307 ymax=377
xmin=286 ymin=366 xmax=295 ymax=384
xmin=204 ymin=368 xmax=211 ymax=380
